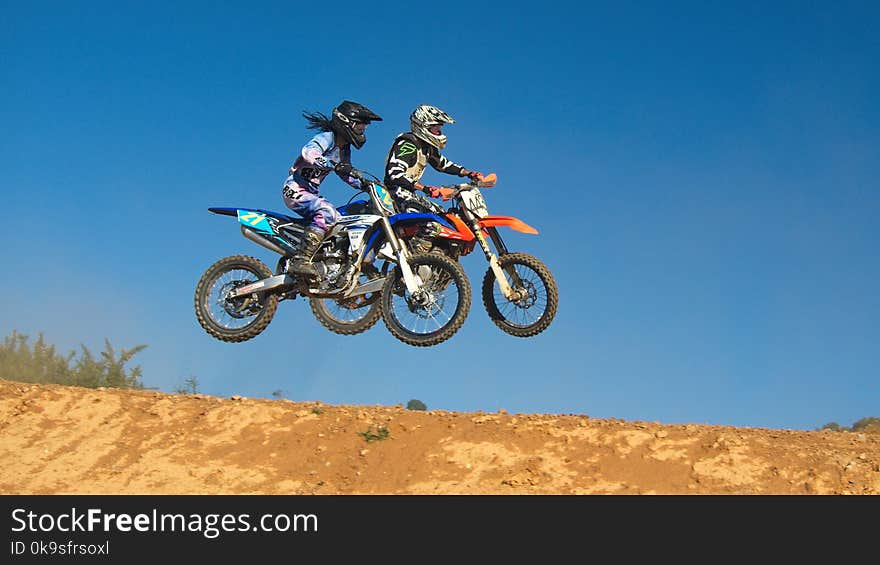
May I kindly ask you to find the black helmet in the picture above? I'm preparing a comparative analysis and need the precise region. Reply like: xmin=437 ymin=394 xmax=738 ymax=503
xmin=331 ymin=101 xmax=382 ymax=149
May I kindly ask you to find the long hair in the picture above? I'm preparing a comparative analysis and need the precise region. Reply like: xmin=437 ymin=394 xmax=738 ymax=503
xmin=302 ymin=110 xmax=334 ymax=132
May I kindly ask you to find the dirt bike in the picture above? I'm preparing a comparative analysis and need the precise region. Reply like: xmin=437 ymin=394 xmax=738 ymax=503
xmin=193 ymin=167 xmax=471 ymax=347
xmin=404 ymin=173 xmax=558 ymax=337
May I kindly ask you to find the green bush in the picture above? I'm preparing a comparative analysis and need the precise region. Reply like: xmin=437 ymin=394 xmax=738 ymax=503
xmin=358 ymin=426 xmax=390 ymax=443
xmin=0 ymin=330 xmax=146 ymax=389
xmin=174 ymin=375 xmax=200 ymax=394
xmin=818 ymin=418 xmax=880 ymax=433
xmin=852 ymin=417 xmax=880 ymax=433
xmin=406 ymin=399 xmax=427 ymax=411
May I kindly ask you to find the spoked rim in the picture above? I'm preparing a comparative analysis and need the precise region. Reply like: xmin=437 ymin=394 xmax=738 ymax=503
xmin=320 ymin=291 xmax=379 ymax=324
xmin=308 ymin=264 xmax=384 ymax=335
xmin=481 ymin=252 xmax=558 ymax=337
xmin=489 ymin=264 xmax=548 ymax=328
xmin=207 ymin=268 xmax=267 ymax=330
xmin=386 ymin=265 xmax=462 ymax=337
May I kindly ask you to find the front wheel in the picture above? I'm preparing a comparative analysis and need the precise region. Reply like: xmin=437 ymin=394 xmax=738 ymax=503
xmin=309 ymin=260 xmax=387 ymax=335
xmin=194 ymin=255 xmax=278 ymax=342
xmin=381 ymin=253 xmax=471 ymax=347
xmin=482 ymin=252 xmax=558 ymax=337
xmin=309 ymin=292 xmax=381 ymax=336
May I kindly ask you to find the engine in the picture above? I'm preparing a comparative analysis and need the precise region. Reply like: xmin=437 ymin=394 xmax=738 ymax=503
xmin=313 ymin=235 xmax=353 ymax=290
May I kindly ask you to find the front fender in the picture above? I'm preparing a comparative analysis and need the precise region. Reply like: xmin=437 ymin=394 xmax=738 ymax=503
xmin=477 ymin=215 xmax=538 ymax=234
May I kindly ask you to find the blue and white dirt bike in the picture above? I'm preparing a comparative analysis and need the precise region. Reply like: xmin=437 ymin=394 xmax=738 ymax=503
xmin=194 ymin=167 xmax=472 ymax=347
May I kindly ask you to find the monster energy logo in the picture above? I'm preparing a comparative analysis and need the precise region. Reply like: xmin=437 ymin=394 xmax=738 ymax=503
xmin=398 ymin=141 xmax=417 ymax=157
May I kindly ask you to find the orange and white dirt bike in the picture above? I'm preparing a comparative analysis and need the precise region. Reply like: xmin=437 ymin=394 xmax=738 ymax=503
xmin=408 ymin=173 xmax=559 ymax=337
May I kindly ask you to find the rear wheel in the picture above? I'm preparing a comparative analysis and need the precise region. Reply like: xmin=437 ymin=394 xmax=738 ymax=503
xmin=194 ymin=255 xmax=278 ymax=342
xmin=381 ymin=253 xmax=471 ymax=347
xmin=482 ymin=252 xmax=558 ymax=337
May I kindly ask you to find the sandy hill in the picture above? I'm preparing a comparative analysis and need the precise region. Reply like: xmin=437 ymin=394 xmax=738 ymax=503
xmin=1 ymin=379 xmax=877 ymax=494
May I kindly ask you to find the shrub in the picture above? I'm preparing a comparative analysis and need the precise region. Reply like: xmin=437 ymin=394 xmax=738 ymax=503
xmin=0 ymin=330 xmax=146 ymax=389
xmin=358 ymin=426 xmax=390 ymax=443
xmin=406 ymin=399 xmax=427 ymax=411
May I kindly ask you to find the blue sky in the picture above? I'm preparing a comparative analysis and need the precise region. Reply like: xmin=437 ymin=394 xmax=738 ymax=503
xmin=2 ymin=1 xmax=877 ymax=430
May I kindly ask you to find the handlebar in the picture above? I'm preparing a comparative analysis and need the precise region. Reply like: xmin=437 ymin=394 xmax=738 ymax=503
xmin=437 ymin=173 xmax=497 ymax=201
xmin=328 ymin=159 xmax=382 ymax=187
xmin=327 ymin=158 xmax=497 ymax=205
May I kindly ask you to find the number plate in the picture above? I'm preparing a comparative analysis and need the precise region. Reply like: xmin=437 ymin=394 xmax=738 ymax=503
xmin=347 ymin=228 xmax=366 ymax=251
xmin=461 ymin=189 xmax=489 ymax=218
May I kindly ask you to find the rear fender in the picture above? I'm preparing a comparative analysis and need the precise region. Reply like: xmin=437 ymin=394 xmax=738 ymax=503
xmin=208 ymin=207 xmax=279 ymax=235
xmin=209 ymin=207 xmax=299 ymax=256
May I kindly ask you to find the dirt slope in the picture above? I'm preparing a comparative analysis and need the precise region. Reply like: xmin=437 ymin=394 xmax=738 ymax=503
xmin=1 ymin=379 xmax=878 ymax=494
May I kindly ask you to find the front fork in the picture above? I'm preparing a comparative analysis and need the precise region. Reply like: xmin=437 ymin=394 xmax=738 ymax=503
xmin=475 ymin=226 xmax=521 ymax=300
xmin=380 ymin=217 xmax=424 ymax=295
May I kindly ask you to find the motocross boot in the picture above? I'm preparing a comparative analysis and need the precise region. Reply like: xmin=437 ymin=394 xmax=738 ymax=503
xmin=287 ymin=228 xmax=324 ymax=277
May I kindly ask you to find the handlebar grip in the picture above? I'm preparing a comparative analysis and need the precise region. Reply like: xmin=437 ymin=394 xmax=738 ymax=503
xmin=439 ymin=187 xmax=456 ymax=201
xmin=329 ymin=159 xmax=364 ymax=180
xmin=477 ymin=173 xmax=497 ymax=188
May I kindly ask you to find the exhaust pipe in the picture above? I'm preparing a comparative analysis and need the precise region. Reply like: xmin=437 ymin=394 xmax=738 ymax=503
xmin=241 ymin=226 xmax=294 ymax=256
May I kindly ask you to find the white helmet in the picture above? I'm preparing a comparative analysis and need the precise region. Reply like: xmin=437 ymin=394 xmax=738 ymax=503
xmin=410 ymin=104 xmax=455 ymax=149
